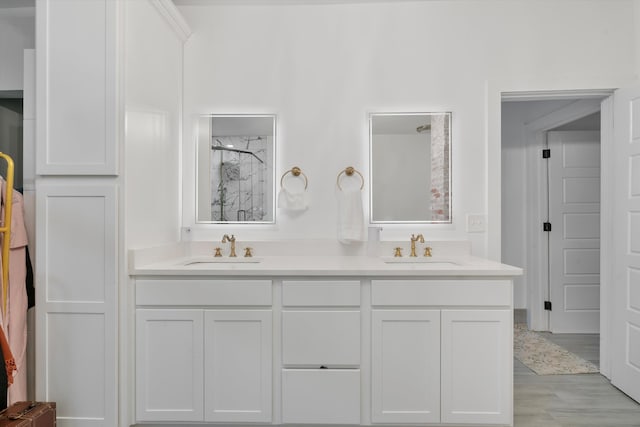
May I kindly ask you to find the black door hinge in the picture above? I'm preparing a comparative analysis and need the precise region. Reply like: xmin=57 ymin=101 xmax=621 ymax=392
xmin=543 ymin=222 xmax=552 ymax=232
xmin=544 ymin=301 xmax=552 ymax=311
xmin=542 ymin=149 xmax=551 ymax=158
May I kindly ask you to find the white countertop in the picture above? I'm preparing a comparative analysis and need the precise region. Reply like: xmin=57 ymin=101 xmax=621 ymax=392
xmin=129 ymin=241 xmax=523 ymax=278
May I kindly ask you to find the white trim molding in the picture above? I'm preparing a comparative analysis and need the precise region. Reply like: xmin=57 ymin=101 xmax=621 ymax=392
xmin=150 ymin=0 xmax=192 ymax=42
xmin=502 ymin=89 xmax=615 ymax=102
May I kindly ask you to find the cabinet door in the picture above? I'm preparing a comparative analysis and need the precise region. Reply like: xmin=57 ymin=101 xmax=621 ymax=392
xmin=136 ymin=309 xmax=204 ymax=422
xmin=204 ymin=310 xmax=272 ymax=423
xmin=441 ymin=310 xmax=512 ymax=425
xmin=282 ymin=369 xmax=361 ymax=424
xmin=371 ymin=310 xmax=440 ymax=424
xmin=282 ymin=310 xmax=360 ymax=367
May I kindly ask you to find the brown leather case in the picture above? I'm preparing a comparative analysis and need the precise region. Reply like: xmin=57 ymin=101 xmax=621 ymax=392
xmin=0 ymin=402 xmax=56 ymax=426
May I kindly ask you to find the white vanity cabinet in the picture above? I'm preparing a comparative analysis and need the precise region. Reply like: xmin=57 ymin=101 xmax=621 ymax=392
xmin=135 ymin=279 xmax=273 ymax=424
xmin=129 ymin=252 xmax=520 ymax=427
xmin=281 ymin=280 xmax=361 ymax=425
xmin=371 ymin=280 xmax=513 ymax=426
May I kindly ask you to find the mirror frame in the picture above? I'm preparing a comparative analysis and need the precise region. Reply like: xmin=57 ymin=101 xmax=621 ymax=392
xmin=369 ymin=112 xmax=452 ymax=224
xmin=195 ymin=113 xmax=277 ymax=224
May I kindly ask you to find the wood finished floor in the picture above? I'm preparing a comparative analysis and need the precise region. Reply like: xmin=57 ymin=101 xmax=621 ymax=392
xmin=514 ymin=329 xmax=640 ymax=426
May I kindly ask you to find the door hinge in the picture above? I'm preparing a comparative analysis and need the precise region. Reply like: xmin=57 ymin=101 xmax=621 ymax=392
xmin=542 ymin=148 xmax=551 ymax=158
xmin=543 ymin=222 xmax=552 ymax=232
xmin=544 ymin=301 xmax=552 ymax=311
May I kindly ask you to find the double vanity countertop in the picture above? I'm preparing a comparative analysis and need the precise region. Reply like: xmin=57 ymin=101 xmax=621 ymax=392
xmin=129 ymin=240 xmax=523 ymax=278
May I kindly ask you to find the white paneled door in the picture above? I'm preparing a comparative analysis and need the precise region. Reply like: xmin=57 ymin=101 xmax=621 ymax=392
xmin=548 ymin=131 xmax=601 ymax=333
xmin=611 ymin=88 xmax=640 ymax=403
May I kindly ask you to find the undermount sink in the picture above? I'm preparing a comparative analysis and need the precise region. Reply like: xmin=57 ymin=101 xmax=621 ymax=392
xmin=381 ymin=257 xmax=459 ymax=266
xmin=181 ymin=257 xmax=263 ymax=266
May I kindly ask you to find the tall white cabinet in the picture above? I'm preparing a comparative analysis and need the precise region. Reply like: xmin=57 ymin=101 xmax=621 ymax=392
xmin=35 ymin=1 xmax=188 ymax=425
xmin=35 ymin=2 xmax=119 ymax=425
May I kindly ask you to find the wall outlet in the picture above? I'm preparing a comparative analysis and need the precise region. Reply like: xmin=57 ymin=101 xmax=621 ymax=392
xmin=467 ymin=214 xmax=486 ymax=233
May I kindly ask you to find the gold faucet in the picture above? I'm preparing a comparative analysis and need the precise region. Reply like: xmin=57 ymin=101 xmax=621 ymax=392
xmin=221 ymin=234 xmax=237 ymax=257
xmin=410 ymin=233 xmax=425 ymax=257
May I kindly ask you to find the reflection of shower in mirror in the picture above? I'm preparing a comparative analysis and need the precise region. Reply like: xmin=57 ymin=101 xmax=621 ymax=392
xmin=210 ymin=135 xmax=268 ymax=222
xmin=196 ymin=114 xmax=276 ymax=224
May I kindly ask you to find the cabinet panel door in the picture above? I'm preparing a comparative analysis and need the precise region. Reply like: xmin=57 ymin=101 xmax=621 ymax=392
xmin=282 ymin=369 xmax=361 ymax=424
xmin=441 ymin=310 xmax=512 ymax=425
xmin=282 ymin=310 xmax=360 ymax=367
xmin=204 ymin=310 xmax=272 ymax=423
xmin=37 ymin=0 xmax=117 ymax=174
xmin=136 ymin=310 xmax=204 ymax=422
xmin=371 ymin=310 xmax=440 ymax=424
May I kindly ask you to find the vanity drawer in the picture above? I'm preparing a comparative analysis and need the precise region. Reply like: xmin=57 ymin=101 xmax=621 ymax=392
xmin=282 ymin=369 xmax=360 ymax=424
xmin=371 ymin=279 xmax=512 ymax=307
xmin=282 ymin=280 xmax=360 ymax=306
xmin=136 ymin=279 xmax=272 ymax=306
xmin=282 ymin=310 xmax=360 ymax=367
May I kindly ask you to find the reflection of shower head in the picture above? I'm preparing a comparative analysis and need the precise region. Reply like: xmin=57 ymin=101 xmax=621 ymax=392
xmin=416 ymin=124 xmax=431 ymax=133
xmin=211 ymin=144 xmax=264 ymax=164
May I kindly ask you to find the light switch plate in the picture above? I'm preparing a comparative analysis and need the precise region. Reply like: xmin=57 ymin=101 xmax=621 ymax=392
xmin=467 ymin=214 xmax=486 ymax=233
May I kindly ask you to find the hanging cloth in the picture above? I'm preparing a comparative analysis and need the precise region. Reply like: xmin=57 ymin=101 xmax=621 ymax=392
xmin=0 ymin=326 xmax=15 ymax=388
xmin=0 ymin=177 xmax=28 ymax=404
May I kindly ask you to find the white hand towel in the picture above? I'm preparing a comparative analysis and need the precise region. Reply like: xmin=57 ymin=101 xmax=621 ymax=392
xmin=278 ymin=188 xmax=309 ymax=211
xmin=337 ymin=187 xmax=364 ymax=243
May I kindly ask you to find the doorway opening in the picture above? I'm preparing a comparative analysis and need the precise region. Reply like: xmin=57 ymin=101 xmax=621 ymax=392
xmin=501 ymin=96 xmax=604 ymax=334
xmin=0 ymin=91 xmax=24 ymax=189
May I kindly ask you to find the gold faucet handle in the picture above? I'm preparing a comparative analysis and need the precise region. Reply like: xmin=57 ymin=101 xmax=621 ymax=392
xmin=214 ymin=247 xmax=222 ymax=257
xmin=244 ymin=247 xmax=253 ymax=258
xmin=424 ymin=246 xmax=432 ymax=257
xmin=394 ymin=247 xmax=403 ymax=257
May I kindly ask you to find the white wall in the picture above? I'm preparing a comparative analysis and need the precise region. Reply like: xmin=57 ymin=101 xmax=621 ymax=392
xmin=0 ymin=7 xmax=35 ymax=91
xmin=125 ymin=0 xmax=186 ymax=249
xmin=179 ymin=0 xmax=636 ymax=257
xmin=123 ymin=2 xmax=187 ymax=424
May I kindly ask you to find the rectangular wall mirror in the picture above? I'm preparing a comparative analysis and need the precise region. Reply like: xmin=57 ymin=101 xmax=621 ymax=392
xmin=369 ymin=112 xmax=451 ymax=223
xmin=196 ymin=114 xmax=276 ymax=223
